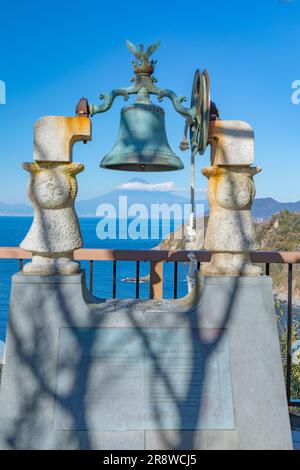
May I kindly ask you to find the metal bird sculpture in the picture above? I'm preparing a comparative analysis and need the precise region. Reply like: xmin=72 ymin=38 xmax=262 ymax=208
xmin=126 ymin=40 xmax=161 ymax=68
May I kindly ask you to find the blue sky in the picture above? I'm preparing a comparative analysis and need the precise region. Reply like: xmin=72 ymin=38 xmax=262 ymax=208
xmin=0 ymin=0 xmax=299 ymax=203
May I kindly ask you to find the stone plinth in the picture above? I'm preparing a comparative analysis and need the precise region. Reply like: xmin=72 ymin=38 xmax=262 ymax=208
xmin=0 ymin=272 xmax=292 ymax=450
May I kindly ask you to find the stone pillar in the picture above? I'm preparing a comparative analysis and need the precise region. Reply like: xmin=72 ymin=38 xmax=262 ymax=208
xmin=202 ymin=120 xmax=262 ymax=276
xmin=20 ymin=116 xmax=91 ymax=275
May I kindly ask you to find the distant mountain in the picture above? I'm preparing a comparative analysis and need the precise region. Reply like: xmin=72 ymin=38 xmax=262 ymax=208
xmin=76 ymin=178 xmax=208 ymax=216
xmin=0 ymin=201 xmax=32 ymax=216
xmin=76 ymin=186 xmax=300 ymax=220
xmin=252 ymin=198 xmax=300 ymax=221
xmin=0 ymin=184 xmax=299 ymax=221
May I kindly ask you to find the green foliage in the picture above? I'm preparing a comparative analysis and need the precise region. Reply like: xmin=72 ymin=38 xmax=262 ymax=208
xmin=255 ymin=211 xmax=300 ymax=299
xmin=275 ymin=299 xmax=300 ymax=401
xmin=256 ymin=210 xmax=300 ymax=252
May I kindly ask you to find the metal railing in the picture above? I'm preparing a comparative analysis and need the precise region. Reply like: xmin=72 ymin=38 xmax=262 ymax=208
xmin=0 ymin=247 xmax=299 ymax=407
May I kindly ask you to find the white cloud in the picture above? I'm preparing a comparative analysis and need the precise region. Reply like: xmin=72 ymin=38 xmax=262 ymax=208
xmin=117 ymin=181 xmax=177 ymax=192
xmin=117 ymin=181 xmax=206 ymax=193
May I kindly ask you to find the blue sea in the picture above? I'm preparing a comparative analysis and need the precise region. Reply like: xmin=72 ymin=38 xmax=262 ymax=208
xmin=0 ymin=216 xmax=189 ymax=342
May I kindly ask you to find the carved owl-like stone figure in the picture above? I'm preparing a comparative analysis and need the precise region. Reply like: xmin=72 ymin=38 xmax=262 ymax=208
xmin=28 ymin=168 xmax=74 ymax=209
xmin=202 ymin=165 xmax=262 ymax=276
xmin=203 ymin=165 xmax=261 ymax=252
xmin=20 ymin=162 xmax=84 ymax=274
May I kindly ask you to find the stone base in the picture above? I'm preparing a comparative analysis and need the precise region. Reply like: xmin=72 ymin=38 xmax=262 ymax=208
xmin=23 ymin=254 xmax=81 ymax=275
xmin=202 ymin=253 xmax=262 ymax=276
xmin=0 ymin=272 xmax=292 ymax=450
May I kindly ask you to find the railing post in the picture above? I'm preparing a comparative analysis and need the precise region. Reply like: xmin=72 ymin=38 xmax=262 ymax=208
xmin=150 ymin=261 xmax=163 ymax=300
xmin=113 ymin=260 xmax=117 ymax=299
xmin=89 ymin=260 xmax=93 ymax=293
xmin=265 ymin=263 xmax=270 ymax=276
xmin=173 ymin=262 xmax=178 ymax=299
xmin=286 ymin=263 xmax=293 ymax=403
xmin=135 ymin=261 xmax=140 ymax=299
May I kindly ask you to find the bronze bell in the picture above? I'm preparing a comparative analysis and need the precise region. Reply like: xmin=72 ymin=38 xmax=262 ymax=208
xmin=100 ymin=103 xmax=184 ymax=171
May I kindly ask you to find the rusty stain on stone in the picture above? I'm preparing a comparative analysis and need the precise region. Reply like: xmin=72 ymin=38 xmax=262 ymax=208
xmin=34 ymin=116 xmax=92 ymax=163
xmin=202 ymin=164 xmax=262 ymax=276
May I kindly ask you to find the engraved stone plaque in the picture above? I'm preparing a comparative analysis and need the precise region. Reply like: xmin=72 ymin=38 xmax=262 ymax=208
xmin=54 ymin=327 xmax=234 ymax=431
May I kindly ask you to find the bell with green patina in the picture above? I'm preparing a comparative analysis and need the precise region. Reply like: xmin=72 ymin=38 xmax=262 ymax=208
xmin=100 ymin=103 xmax=184 ymax=171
